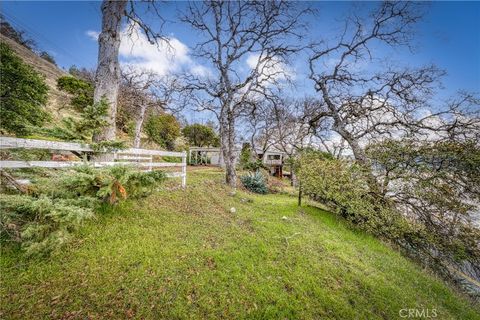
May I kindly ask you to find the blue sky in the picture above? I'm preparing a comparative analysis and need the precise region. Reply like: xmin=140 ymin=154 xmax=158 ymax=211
xmin=1 ymin=1 xmax=479 ymax=122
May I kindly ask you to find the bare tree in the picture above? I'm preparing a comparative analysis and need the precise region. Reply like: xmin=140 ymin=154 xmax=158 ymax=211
xmin=93 ymin=0 xmax=127 ymax=143
xmin=92 ymin=0 xmax=167 ymax=145
xmin=243 ymin=102 xmax=279 ymax=159
xmin=120 ymin=69 xmax=159 ymax=147
xmin=306 ymin=2 xmax=429 ymax=189
xmin=181 ymin=1 xmax=309 ymax=188
xmin=305 ymin=1 xmax=480 ymax=285
xmin=120 ymin=68 xmax=188 ymax=148
xmin=271 ymin=99 xmax=314 ymax=185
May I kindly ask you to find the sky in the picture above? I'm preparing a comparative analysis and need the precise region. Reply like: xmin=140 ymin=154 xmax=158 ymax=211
xmin=1 ymin=1 xmax=479 ymax=124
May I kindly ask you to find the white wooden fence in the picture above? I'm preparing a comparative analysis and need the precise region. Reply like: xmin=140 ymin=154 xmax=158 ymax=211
xmin=0 ymin=137 xmax=187 ymax=188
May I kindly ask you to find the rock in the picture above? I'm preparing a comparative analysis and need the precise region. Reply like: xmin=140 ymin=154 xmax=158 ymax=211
xmin=230 ymin=207 xmax=237 ymax=214
xmin=281 ymin=216 xmax=289 ymax=220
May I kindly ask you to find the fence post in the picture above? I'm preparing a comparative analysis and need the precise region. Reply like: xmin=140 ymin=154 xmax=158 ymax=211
xmin=181 ymin=151 xmax=187 ymax=189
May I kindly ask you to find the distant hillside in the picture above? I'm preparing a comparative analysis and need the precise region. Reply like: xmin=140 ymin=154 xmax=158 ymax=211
xmin=0 ymin=34 xmax=77 ymax=122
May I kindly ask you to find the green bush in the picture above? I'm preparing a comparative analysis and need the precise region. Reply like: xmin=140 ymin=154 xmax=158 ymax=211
xmin=182 ymin=124 xmax=220 ymax=147
xmin=0 ymin=43 xmax=49 ymax=136
xmin=144 ymin=114 xmax=181 ymax=151
xmin=240 ymin=171 xmax=268 ymax=194
xmin=57 ymin=75 xmax=94 ymax=111
xmin=297 ymin=152 xmax=417 ymax=241
xmin=37 ymin=99 xmax=109 ymax=142
xmin=36 ymin=165 xmax=166 ymax=204
xmin=242 ymin=159 xmax=266 ymax=171
xmin=1 ymin=166 xmax=166 ymax=257
xmin=365 ymin=139 xmax=480 ymax=268
xmin=239 ymin=143 xmax=253 ymax=169
xmin=0 ymin=194 xmax=96 ymax=257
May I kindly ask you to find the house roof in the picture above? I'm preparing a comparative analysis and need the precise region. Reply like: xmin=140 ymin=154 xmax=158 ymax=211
xmin=189 ymin=146 xmax=285 ymax=155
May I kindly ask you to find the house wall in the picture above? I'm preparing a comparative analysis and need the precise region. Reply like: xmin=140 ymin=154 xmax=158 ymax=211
xmin=190 ymin=148 xmax=284 ymax=175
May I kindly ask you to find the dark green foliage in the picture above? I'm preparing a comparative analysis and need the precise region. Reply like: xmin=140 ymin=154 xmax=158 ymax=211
xmin=144 ymin=114 xmax=181 ymax=150
xmin=161 ymin=156 xmax=183 ymax=163
xmin=298 ymin=142 xmax=480 ymax=287
xmin=297 ymin=153 xmax=412 ymax=240
xmin=1 ymin=165 xmax=166 ymax=256
xmin=0 ymin=43 xmax=49 ymax=135
xmin=182 ymin=124 xmax=220 ymax=147
xmin=240 ymin=171 xmax=268 ymax=194
xmin=35 ymin=165 xmax=166 ymax=205
xmin=366 ymin=139 xmax=480 ymax=266
xmin=239 ymin=143 xmax=253 ymax=169
xmin=116 ymin=110 xmax=135 ymax=136
xmin=0 ymin=148 xmax=51 ymax=161
xmin=239 ymin=143 xmax=265 ymax=171
xmin=0 ymin=194 xmax=96 ymax=257
xmin=57 ymin=75 xmax=94 ymax=111
xmin=243 ymin=159 xmax=267 ymax=172
xmin=38 ymin=99 xmax=109 ymax=142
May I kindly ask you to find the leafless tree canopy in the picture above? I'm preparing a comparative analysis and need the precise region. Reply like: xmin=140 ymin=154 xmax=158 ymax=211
xmin=302 ymin=1 xmax=480 ymax=284
xmin=304 ymin=1 xmax=479 ymax=167
xmin=181 ymin=0 xmax=310 ymax=187
xmin=119 ymin=68 xmax=188 ymax=147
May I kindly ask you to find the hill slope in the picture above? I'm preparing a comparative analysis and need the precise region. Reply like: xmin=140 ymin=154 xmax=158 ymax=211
xmin=1 ymin=168 xmax=479 ymax=319
xmin=0 ymin=34 xmax=75 ymax=122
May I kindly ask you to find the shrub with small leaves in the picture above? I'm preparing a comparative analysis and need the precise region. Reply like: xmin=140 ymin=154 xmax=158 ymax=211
xmin=38 ymin=165 xmax=167 ymax=204
xmin=57 ymin=75 xmax=93 ymax=111
xmin=144 ymin=114 xmax=181 ymax=150
xmin=0 ymin=194 xmax=96 ymax=257
xmin=37 ymin=99 xmax=110 ymax=142
xmin=240 ymin=171 xmax=268 ymax=194
xmin=1 ymin=165 xmax=166 ymax=256
xmin=0 ymin=43 xmax=49 ymax=135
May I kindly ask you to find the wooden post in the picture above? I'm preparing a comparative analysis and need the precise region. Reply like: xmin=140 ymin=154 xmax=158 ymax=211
xmin=181 ymin=151 xmax=187 ymax=189
xmin=298 ymin=180 xmax=302 ymax=207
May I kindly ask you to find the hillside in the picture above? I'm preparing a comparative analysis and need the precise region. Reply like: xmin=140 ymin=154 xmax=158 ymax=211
xmin=1 ymin=168 xmax=478 ymax=319
xmin=0 ymin=34 xmax=75 ymax=122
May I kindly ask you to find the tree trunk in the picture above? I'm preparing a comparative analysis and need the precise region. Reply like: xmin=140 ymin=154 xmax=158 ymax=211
xmin=218 ymin=134 xmax=225 ymax=168
xmin=133 ymin=103 xmax=147 ymax=148
xmin=220 ymin=110 xmax=237 ymax=188
xmin=92 ymin=0 xmax=127 ymax=144
xmin=320 ymin=82 xmax=380 ymax=194
xmin=290 ymin=163 xmax=297 ymax=187
xmin=333 ymin=122 xmax=381 ymax=195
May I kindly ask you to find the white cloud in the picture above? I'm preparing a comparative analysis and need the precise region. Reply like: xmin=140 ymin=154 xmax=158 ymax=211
xmin=85 ymin=30 xmax=100 ymax=41
xmin=246 ymin=53 xmax=295 ymax=82
xmin=85 ymin=24 xmax=209 ymax=78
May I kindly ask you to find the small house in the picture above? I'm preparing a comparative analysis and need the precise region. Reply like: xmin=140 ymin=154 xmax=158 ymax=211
xmin=188 ymin=147 xmax=285 ymax=178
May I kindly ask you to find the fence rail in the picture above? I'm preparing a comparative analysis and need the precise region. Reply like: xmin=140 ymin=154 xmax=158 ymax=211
xmin=0 ymin=137 xmax=187 ymax=188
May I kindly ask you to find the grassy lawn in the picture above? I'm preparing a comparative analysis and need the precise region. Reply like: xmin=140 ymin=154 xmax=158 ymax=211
xmin=1 ymin=167 xmax=479 ymax=319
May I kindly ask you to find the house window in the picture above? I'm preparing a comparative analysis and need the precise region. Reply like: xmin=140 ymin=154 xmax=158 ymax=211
xmin=267 ymin=154 xmax=281 ymax=160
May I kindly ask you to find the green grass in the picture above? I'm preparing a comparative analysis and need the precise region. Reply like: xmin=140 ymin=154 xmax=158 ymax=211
xmin=1 ymin=168 xmax=479 ymax=319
